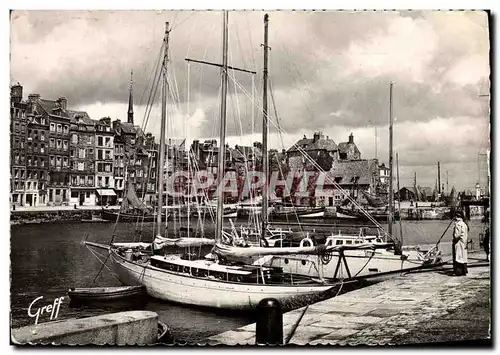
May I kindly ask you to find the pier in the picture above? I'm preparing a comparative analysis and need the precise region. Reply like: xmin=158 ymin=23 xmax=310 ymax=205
xmin=205 ymin=250 xmax=490 ymax=346
xmin=11 ymin=311 xmax=159 ymax=345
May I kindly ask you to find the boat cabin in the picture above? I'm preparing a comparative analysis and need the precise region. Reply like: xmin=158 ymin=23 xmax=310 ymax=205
xmin=149 ymin=255 xmax=279 ymax=283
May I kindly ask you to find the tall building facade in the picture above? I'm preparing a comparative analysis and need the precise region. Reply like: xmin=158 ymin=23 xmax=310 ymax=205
xmin=68 ymin=112 xmax=96 ymax=206
xmin=95 ymin=117 xmax=115 ymax=205
xmin=10 ymin=84 xmax=28 ymax=207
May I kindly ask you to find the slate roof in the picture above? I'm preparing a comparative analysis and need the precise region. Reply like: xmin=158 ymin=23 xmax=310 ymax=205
xmin=325 ymin=159 xmax=377 ymax=186
xmin=67 ymin=110 xmax=94 ymax=125
xmin=232 ymin=145 xmax=263 ymax=161
xmin=38 ymin=99 xmax=70 ymax=118
xmin=337 ymin=141 xmax=359 ymax=154
xmin=288 ymin=136 xmax=338 ymax=153
xmin=120 ymin=122 xmax=137 ymax=135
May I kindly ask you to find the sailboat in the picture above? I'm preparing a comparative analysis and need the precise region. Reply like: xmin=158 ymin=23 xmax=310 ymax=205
xmin=86 ymin=14 xmax=345 ymax=311
xmin=101 ymin=182 xmax=165 ymax=222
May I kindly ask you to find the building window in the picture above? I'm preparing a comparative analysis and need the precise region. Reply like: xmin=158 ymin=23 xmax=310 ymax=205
xmin=105 ymin=176 xmax=109 ymax=186
xmin=97 ymin=176 xmax=102 ymax=187
xmin=50 ymin=123 xmax=55 ymax=132
xmin=79 ymin=148 xmax=86 ymax=159
xmin=57 ymin=124 xmax=62 ymax=133
xmin=49 ymin=138 xmax=55 ymax=148
xmin=27 ymin=181 xmax=31 ymax=190
xmin=89 ymin=163 xmax=94 ymax=171
xmin=105 ymin=163 xmax=111 ymax=173
xmin=88 ymin=148 xmax=94 ymax=156
xmin=63 ymin=125 xmax=69 ymax=134
xmin=97 ymin=149 xmax=103 ymax=160
xmin=105 ymin=150 xmax=111 ymax=160
xmin=63 ymin=141 xmax=68 ymax=151
xmin=71 ymin=190 xmax=78 ymax=197
xmin=34 ymin=182 xmax=37 ymax=190
xmin=40 ymin=144 xmax=45 ymax=153
xmin=98 ymin=137 xmax=103 ymax=146
xmin=63 ymin=157 xmax=68 ymax=167
xmin=87 ymin=176 xmax=93 ymax=185
xmin=70 ymin=149 xmax=75 ymax=157
xmin=56 ymin=156 xmax=61 ymax=167
xmin=78 ymin=162 xmax=84 ymax=171
xmin=71 ymin=134 xmax=78 ymax=144
xmin=79 ymin=176 xmax=85 ymax=185
xmin=40 ymin=132 xmax=45 ymax=141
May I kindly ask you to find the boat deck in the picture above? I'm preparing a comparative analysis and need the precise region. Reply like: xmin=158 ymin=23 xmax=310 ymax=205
xmin=205 ymin=250 xmax=490 ymax=345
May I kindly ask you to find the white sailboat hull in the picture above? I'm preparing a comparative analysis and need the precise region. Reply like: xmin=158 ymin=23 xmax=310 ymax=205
xmin=267 ymin=250 xmax=426 ymax=280
xmin=108 ymin=250 xmax=334 ymax=310
xmin=299 ymin=211 xmax=325 ymax=218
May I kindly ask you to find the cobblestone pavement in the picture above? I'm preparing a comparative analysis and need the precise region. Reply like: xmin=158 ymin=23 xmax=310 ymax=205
xmin=205 ymin=253 xmax=490 ymax=346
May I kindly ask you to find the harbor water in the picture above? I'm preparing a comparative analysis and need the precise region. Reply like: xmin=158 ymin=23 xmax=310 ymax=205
xmin=10 ymin=218 xmax=485 ymax=342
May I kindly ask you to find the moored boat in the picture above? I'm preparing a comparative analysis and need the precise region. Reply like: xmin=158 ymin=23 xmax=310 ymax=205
xmin=67 ymin=285 xmax=147 ymax=303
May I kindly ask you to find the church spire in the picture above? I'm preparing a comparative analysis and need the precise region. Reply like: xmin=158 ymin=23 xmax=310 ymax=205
xmin=127 ymin=69 xmax=134 ymax=124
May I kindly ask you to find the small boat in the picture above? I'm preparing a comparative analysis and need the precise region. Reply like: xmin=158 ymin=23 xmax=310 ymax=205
xmin=157 ymin=321 xmax=174 ymax=344
xmin=68 ymin=285 xmax=147 ymax=303
xmin=270 ymin=206 xmax=325 ymax=219
xmin=101 ymin=208 xmax=165 ymax=222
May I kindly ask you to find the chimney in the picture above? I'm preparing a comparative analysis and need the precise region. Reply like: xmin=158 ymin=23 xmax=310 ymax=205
xmin=113 ymin=119 xmax=121 ymax=131
xmin=313 ymin=132 xmax=320 ymax=143
xmin=10 ymin=83 xmax=23 ymax=104
xmin=349 ymin=133 xmax=354 ymax=144
xmin=57 ymin=97 xmax=67 ymax=110
xmin=253 ymin=141 xmax=262 ymax=150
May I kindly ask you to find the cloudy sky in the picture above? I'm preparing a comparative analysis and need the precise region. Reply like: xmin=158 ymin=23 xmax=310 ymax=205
xmin=10 ymin=10 xmax=490 ymax=191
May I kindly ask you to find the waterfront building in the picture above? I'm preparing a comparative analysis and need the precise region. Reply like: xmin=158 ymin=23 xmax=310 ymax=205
xmin=68 ymin=111 xmax=96 ymax=206
xmin=287 ymin=131 xmax=338 ymax=171
xmin=320 ymin=159 xmax=380 ymax=207
xmin=337 ymin=133 xmax=361 ymax=160
xmin=36 ymin=96 xmax=72 ymax=206
xmin=95 ymin=117 xmax=115 ymax=205
xmin=10 ymin=84 xmax=28 ymax=207
xmin=25 ymin=99 xmax=50 ymax=207
xmin=113 ymin=134 xmax=126 ymax=199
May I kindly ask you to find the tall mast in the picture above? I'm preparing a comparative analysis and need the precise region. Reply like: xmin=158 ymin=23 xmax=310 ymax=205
xmin=388 ymin=82 xmax=394 ymax=243
xmin=396 ymin=152 xmax=403 ymax=247
xmin=215 ymin=10 xmax=229 ymax=244
xmin=261 ymin=13 xmax=270 ymax=239
xmin=437 ymin=161 xmax=441 ymax=194
xmin=156 ymin=22 xmax=169 ymax=237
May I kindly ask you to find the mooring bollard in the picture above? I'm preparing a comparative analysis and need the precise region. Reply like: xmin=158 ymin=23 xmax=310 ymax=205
xmin=256 ymin=298 xmax=283 ymax=345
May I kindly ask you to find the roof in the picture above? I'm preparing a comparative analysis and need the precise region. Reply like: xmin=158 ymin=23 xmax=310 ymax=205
xmin=337 ymin=142 xmax=360 ymax=154
xmin=67 ymin=110 xmax=94 ymax=125
xmin=38 ymin=99 xmax=70 ymax=118
xmin=233 ymin=145 xmax=262 ymax=161
xmin=326 ymin=160 xmax=377 ymax=186
xmin=288 ymin=137 xmax=338 ymax=153
xmin=120 ymin=122 xmax=137 ymax=135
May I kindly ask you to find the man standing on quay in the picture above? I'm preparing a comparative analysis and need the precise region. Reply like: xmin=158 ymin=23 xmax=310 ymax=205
xmin=453 ymin=210 xmax=469 ymax=276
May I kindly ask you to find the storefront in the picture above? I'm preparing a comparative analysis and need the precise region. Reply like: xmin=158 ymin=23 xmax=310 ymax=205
xmin=96 ymin=189 xmax=117 ymax=206
xmin=69 ymin=187 xmax=97 ymax=206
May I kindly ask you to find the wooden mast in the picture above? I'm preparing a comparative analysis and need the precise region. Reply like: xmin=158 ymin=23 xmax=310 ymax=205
xmin=261 ymin=13 xmax=270 ymax=240
xmin=215 ymin=10 xmax=229 ymax=244
xmin=388 ymin=81 xmax=401 ymax=254
xmin=396 ymin=152 xmax=403 ymax=247
xmin=156 ymin=22 xmax=169 ymax=238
